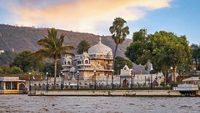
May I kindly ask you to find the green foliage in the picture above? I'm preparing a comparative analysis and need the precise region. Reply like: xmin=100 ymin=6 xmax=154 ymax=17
xmin=125 ymin=29 xmax=148 ymax=65
xmin=42 ymin=62 xmax=62 ymax=76
xmin=0 ymin=66 xmax=11 ymax=74
xmin=35 ymin=28 xmax=74 ymax=86
xmin=42 ymin=62 xmax=54 ymax=75
xmin=126 ymin=29 xmax=192 ymax=77
xmin=191 ymin=44 xmax=200 ymax=70
xmin=114 ymin=56 xmax=133 ymax=75
xmin=35 ymin=28 xmax=74 ymax=59
xmin=77 ymin=40 xmax=90 ymax=54
xmin=0 ymin=67 xmax=4 ymax=74
xmin=11 ymin=50 xmax=41 ymax=72
xmin=109 ymin=17 xmax=129 ymax=58
xmin=10 ymin=66 xmax=23 ymax=74
xmin=0 ymin=51 xmax=16 ymax=65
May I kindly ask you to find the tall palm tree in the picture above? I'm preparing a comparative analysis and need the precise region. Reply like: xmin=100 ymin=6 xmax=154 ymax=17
xmin=35 ymin=28 xmax=74 ymax=87
xmin=109 ymin=17 xmax=129 ymax=88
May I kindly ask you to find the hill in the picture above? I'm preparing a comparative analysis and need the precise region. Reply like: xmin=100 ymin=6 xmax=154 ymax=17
xmin=0 ymin=24 xmax=131 ymax=57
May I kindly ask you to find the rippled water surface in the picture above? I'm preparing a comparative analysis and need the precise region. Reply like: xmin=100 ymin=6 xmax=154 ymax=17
xmin=0 ymin=95 xmax=200 ymax=113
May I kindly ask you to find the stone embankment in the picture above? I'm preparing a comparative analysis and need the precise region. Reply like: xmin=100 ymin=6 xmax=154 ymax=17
xmin=28 ymin=90 xmax=200 ymax=97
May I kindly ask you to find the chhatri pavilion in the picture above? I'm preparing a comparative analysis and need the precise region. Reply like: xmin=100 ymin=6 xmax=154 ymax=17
xmin=61 ymin=37 xmax=113 ymax=83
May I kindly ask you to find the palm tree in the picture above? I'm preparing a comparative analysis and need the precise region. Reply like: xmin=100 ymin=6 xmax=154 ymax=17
xmin=109 ymin=17 xmax=129 ymax=88
xmin=35 ymin=28 xmax=74 ymax=87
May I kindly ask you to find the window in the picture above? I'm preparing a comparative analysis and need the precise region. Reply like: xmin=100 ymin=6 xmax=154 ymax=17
xmin=85 ymin=60 xmax=89 ymax=64
xmin=0 ymin=82 xmax=3 ymax=90
xmin=78 ymin=61 xmax=81 ymax=64
xmin=68 ymin=61 xmax=71 ymax=65
xmin=6 ymin=82 xmax=11 ymax=90
xmin=12 ymin=82 xmax=17 ymax=90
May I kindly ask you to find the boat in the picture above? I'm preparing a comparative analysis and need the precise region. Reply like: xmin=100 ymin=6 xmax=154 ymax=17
xmin=173 ymin=77 xmax=199 ymax=96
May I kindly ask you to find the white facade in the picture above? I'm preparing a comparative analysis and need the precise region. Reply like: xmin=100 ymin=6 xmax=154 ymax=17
xmin=61 ymin=37 xmax=113 ymax=83
xmin=120 ymin=65 xmax=164 ymax=86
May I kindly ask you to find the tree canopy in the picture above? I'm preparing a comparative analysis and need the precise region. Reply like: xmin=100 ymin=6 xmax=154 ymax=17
xmin=114 ymin=56 xmax=133 ymax=75
xmin=11 ymin=50 xmax=40 ymax=72
xmin=35 ymin=28 xmax=74 ymax=86
xmin=191 ymin=44 xmax=200 ymax=70
xmin=109 ymin=17 xmax=129 ymax=59
xmin=0 ymin=51 xmax=16 ymax=65
xmin=109 ymin=17 xmax=129 ymax=88
xmin=126 ymin=29 xmax=192 ymax=79
xmin=77 ymin=40 xmax=90 ymax=54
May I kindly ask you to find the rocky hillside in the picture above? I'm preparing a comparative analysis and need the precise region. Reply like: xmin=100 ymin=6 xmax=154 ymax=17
xmin=0 ymin=24 xmax=131 ymax=57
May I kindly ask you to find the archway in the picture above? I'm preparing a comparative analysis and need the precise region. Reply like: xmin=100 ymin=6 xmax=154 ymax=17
xmin=122 ymin=79 xmax=129 ymax=87
xmin=18 ymin=83 xmax=25 ymax=90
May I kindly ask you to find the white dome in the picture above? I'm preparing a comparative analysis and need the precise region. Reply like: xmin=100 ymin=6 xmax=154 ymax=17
xmin=88 ymin=37 xmax=113 ymax=56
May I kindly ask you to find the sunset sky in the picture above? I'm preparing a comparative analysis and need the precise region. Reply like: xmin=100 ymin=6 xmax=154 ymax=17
xmin=0 ymin=0 xmax=199 ymax=44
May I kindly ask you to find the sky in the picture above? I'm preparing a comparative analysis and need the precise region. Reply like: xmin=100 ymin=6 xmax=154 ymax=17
xmin=0 ymin=0 xmax=199 ymax=44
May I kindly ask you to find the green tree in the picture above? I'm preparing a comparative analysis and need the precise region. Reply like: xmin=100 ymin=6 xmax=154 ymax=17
xmin=0 ymin=66 xmax=10 ymax=74
xmin=35 ymin=28 xmax=74 ymax=86
xmin=109 ymin=17 xmax=129 ymax=88
xmin=0 ymin=67 xmax=4 ymax=74
xmin=42 ymin=62 xmax=62 ymax=77
xmin=10 ymin=66 xmax=23 ymax=74
xmin=77 ymin=40 xmax=90 ymax=54
xmin=0 ymin=51 xmax=16 ymax=65
xmin=125 ymin=29 xmax=149 ymax=65
xmin=126 ymin=29 xmax=191 ymax=84
xmin=114 ymin=56 xmax=133 ymax=75
xmin=11 ymin=51 xmax=38 ymax=72
xmin=191 ymin=44 xmax=200 ymax=70
xmin=109 ymin=17 xmax=129 ymax=59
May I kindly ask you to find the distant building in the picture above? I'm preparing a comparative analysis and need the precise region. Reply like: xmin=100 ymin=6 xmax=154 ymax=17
xmin=120 ymin=64 xmax=164 ymax=87
xmin=0 ymin=77 xmax=26 ymax=94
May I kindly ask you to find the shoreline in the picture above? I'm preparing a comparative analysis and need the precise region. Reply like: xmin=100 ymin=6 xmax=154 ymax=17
xmin=28 ymin=90 xmax=200 ymax=97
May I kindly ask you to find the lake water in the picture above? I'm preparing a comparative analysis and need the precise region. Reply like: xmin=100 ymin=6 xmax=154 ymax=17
xmin=0 ymin=95 xmax=200 ymax=113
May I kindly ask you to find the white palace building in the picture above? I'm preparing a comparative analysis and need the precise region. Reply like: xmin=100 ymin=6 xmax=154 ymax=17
xmin=59 ymin=37 xmax=164 ymax=87
xmin=61 ymin=37 xmax=113 ymax=86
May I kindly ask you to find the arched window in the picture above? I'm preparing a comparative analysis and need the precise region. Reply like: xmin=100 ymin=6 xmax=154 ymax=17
xmin=85 ymin=60 xmax=89 ymax=64
xmin=68 ymin=61 xmax=71 ymax=65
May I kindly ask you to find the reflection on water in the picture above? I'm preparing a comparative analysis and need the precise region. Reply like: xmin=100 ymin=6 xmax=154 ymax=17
xmin=0 ymin=95 xmax=200 ymax=113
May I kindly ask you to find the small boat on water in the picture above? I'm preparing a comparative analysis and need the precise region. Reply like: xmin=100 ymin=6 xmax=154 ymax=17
xmin=0 ymin=77 xmax=26 ymax=94
xmin=173 ymin=77 xmax=200 ymax=96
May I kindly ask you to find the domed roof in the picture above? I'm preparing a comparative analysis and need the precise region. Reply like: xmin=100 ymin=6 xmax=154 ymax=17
xmin=88 ymin=37 xmax=113 ymax=56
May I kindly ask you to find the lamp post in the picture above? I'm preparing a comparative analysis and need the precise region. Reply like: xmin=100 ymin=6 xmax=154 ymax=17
xmin=77 ymin=70 xmax=79 ymax=90
xmin=46 ymin=72 xmax=48 ymax=91
xmin=111 ymin=69 xmax=114 ymax=89
xmin=151 ymin=72 xmax=152 ymax=89
xmin=150 ymin=69 xmax=155 ymax=90
xmin=94 ymin=68 xmax=96 ymax=90
xmin=106 ymin=74 xmax=108 ymax=88
xmin=29 ymin=72 xmax=31 ymax=91
xmin=131 ymin=70 xmax=133 ymax=89
xmin=94 ymin=68 xmax=97 ymax=90
xmin=117 ymin=64 xmax=120 ymax=75
xmin=60 ymin=72 xmax=64 ymax=90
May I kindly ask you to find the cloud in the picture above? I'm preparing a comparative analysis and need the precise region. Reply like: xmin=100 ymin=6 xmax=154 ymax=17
xmin=4 ymin=0 xmax=171 ymax=34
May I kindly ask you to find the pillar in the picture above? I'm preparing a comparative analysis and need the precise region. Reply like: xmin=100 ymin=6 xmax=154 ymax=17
xmin=10 ymin=82 xmax=12 ymax=89
xmin=3 ymin=82 xmax=6 ymax=90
